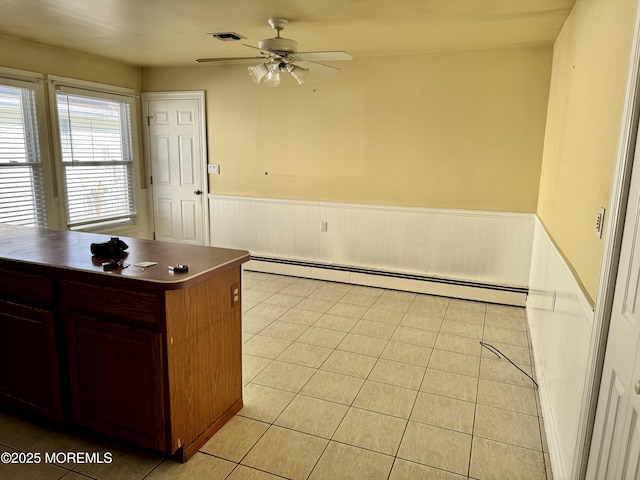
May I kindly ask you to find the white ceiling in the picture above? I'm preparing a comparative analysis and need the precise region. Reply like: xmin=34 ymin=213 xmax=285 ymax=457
xmin=0 ymin=0 xmax=576 ymax=67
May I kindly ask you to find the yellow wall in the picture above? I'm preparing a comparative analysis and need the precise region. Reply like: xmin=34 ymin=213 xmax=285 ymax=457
xmin=0 ymin=35 xmax=149 ymax=235
xmin=537 ymin=0 xmax=636 ymax=301
xmin=143 ymin=46 xmax=552 ymax=213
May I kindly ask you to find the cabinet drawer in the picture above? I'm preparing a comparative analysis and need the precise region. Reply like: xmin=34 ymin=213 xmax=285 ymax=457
xmin=60 ymin=280 xmax=160 ymax=327
xmin=0 ymin=268 xmax=54 ymax=303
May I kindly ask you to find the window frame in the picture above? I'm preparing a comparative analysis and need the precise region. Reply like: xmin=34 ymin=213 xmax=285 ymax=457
xmin=0 ymin=67 xmax=51 ymax=228
xmin=48 ymin=75 xmax=140 ymax=231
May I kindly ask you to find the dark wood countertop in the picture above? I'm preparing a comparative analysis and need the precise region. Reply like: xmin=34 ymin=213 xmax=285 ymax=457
xmin=0 ymin=225 xmax=250 ymax=288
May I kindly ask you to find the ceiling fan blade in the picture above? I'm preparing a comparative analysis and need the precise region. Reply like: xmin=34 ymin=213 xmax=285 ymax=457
xmin=303 ymin=61 xmax=341 ymax=76
xmin=292 ymin=51 xmax=353 ymax=62
xmin=195 ymin=56 xmax=268 ymax=64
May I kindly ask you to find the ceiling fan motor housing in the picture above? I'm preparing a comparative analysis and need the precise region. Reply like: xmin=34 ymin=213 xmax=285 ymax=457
xmin=259 ymin=37 xmax=298 ymax=56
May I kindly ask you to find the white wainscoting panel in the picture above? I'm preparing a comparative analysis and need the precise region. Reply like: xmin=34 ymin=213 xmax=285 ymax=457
xmin=527 ymin=218 xmax=595 ymax=480
xmin=209 ymin=194 xmax=534 ymax=291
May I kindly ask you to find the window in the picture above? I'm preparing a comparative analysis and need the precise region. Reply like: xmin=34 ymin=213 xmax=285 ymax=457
xmin=0 ymin=73 xmax=47 ymax=227
xmin=51 ymin=78 xmax=136 ymax=229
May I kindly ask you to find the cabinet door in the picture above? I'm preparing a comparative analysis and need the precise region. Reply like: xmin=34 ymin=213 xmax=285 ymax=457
xmin=66 ymin=314 xmax=166 ymax=451
xmin=0 ymin=301 xmax=62 ymax=420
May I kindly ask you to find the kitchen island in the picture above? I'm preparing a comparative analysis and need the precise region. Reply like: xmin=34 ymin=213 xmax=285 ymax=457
xmin=0 ymin=224 xmax=250 ymax=462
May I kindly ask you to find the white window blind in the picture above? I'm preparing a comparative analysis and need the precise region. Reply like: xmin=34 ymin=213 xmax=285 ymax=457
xmin=0 ymin=82 xmax=47 ymax=227
xmin=54 ymin=87 xmax=136 ymax=228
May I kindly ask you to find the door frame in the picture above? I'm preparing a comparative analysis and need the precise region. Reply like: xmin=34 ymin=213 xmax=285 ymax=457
xmin=141 ymin=91 xmax=209 ymax=245
xmin=580 ymin=3 xmax=640 ymax=478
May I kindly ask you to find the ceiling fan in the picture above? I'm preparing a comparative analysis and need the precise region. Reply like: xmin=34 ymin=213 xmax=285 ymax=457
xmin=195 ymin=18 xmax=353 ymax=87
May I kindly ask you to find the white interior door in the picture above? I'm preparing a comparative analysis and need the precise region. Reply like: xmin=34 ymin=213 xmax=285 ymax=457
xmin=587 ymin=126 xmax=640 ymax=479
xmin=143 ymin=92 xmax=207 ymax=245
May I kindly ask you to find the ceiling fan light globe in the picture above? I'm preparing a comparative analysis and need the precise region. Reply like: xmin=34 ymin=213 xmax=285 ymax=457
xmin=288 ymin=65 xmax=309 ymax=85
xmin=265 ymin=70 xmax=281 ymax=87
xmin=248 ymin=64 xmax=268 ymax=84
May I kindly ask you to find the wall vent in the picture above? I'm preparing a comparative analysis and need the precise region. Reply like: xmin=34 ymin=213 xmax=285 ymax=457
xmin=209 ymin=32 xmax=245 ymax=41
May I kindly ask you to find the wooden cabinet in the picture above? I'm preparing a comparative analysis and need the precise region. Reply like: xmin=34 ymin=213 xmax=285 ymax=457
xmin=0 ymin=225 xmax=249 ymax=462
xmin=0 ymin=300 xmax=62 ymax=421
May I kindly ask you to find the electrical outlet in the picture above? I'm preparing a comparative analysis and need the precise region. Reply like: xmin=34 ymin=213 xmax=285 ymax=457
xmin=208 ymin=164 xmax=220 ymax=174
xmin=231 ymin=283 xmax=240 ymax=307
xmin=596 ymin=207 xmax=605 ymax=239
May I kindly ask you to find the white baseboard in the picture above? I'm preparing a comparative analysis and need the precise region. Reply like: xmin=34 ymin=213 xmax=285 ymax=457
xmin=246 ymin=258 xmax=527 ymax=306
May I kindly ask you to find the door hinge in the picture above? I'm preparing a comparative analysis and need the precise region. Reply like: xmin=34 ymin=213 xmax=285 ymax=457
xmin=147 ymin=116 xmax=153 ymax=126
xmin=153 ymin=231 xmax=156 ymax=240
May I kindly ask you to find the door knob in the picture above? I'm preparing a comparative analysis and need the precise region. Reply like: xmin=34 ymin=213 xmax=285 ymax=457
xmin=194 ymin=189 xmax=202 ymax=195
xmin=635 ymin=381 xmax=640 ymax=395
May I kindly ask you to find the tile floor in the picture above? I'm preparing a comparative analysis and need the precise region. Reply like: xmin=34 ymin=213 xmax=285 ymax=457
xmin=0 ymin=271 xmax=552 ymax=480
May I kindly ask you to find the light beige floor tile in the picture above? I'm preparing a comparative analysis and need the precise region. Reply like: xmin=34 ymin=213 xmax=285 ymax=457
xmin=259 ymin=321 xmax=309 ymax=341
xmin=350 ymin=319 xmax=397 ymax=339
xmin=0 ymin=414 xmax=52 ymax=450
xmin=411 ymin=392 xmax=475 ymax=434
xmin=240 ymin=383 xmax=296 ymax=422
xmin=381 ymin=290 xmax=417 ymax=302
xmin=391 ymin=326 xmax=438 ymax=348
xmin=348 ymin=285 xmax=383 ymax=296
xmin=301 ymin=370 xmax=365 ymax=405
xmin=309 ymin=287 xmax=349 ymax=302
xmin=280 ymin=284 xmax=323 ymax=298
xmin=486 ymin=304 xmax=526 ymax=318
xmin=200 ymin=415 xmax=269 ymax=462
xmin=244 ymin=289 xmax=276 ymax=302
xmin=321 ymin=349 xmax=378 ymax=378
xmin=297 ymin=326 xmax=348 ymax=348
xmin=369 ymin=359 xmax=426 ymax=390
xmin=309 ymin=441 xmax=394 ymax=480
xmin=243 ymin=300 xmax=259 ymax=313
xmin=245 ymin=303 xmax=290 ymax=320
xmin=328 ymin=302 xmax=369 ymax=318
xmin=397 ymin=421 xmax=471 ymax=476
xmin=263 ymin=292 xmax=304 ymax=308
xmin=242 ymin=314 xmax=276 ymax=334
xmin=479 ymin=357 xmax=536 ymax=388
xmin=242 ymin=426 xmax=328 ymax=480
xmin=380 ymin=341 xmax=432 ymax=367
xmin=0 ymin=445 xmax=70 ymax=480
xmin=428 ymin=349 xmax=480 ymax=377
xmin=540 ymin=416 xmax=550 ymax=453
xmin=146 ymin=453 xmax=235 ymax=480
xmin=242 ymin=331 xmax=255 ymax=344
xmin=477 ymin=378 xmax=538 ymax=415
xmin=353 ymin=380 xmax=418 ymax=418
xmin=483 ymin=325 xmax=529 ymax=347
xmin=435 ymin=333 xmax=482 ymax=356
xmin=276 ymin=342 xmax=333 ymax=368
xmin=227 ymin=464 xmax=284 ymax=480
xmin=341 ymin=291 xmax=379 ymax=307
xmin=448 ymin=298 xmax=487 ymax=313
xmin=243 ymin=335 xmax=292 ymax=359
xmin=484 ymin=313 xmax=527 ymax=331
xmin=322 ymin=282 xmax=356 ymax=294
xmin=421 ymin=369 xmax=478 ymax=402
xmin=469 ymin=437 xmax=546 ymax=480
xmin=545 ymin=452 xmax=554 ymax=480
xmin=251 ymin=360 xmax=316 ymax=393
xmin=296 ymin=297 xmax=337 ymax=313
xmin=372 ymin=296 xmax=412 ymax=313
xmin=314 ymin=313 xmax=359 ymax=332
xmin=25 ymin=428 xmax=103 ymax=468
xmin=332 ymin=407 xmax=407 ymax=455
xmin=274 ymin=394 xmax=348 ymax=438
xmin=277 ymin=308 xmax=324 ymax=325
xmin=399 ymin=312 xmax=443 ymax=332
xmin=337 ymin=332 xmax=388 ymax=356
xmin=390 ymin=458 xmax=467 ymax=480
xmin=440 ymin=319 xmax=484 ymax=339
xmin=407 ymin=299 xmax=448 ymax=318
xmin=474 ymin=404 xmax=541 ymax=450
xmin=480 ymin=341 xmax=531 ymax=365
xmin=75 ymin=444 xmax=164 ymax=479
xmin=444 ymin=308 xmax=485 ymax=325
xmin=363 ymin=307 xmax=405 ymax=325
xmin=243 ymin=355 xmax=272 ymax=383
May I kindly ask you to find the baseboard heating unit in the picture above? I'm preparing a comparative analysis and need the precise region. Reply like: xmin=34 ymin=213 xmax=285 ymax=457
xmin=245 ymin=256 xmax=528 ymax=307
